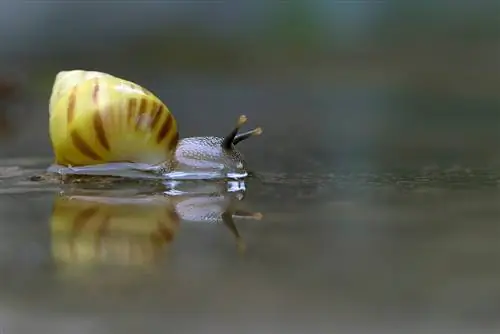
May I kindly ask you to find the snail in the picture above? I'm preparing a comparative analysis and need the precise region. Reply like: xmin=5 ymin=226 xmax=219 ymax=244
xmin=47 ymin=70 xmax=262 ymax=181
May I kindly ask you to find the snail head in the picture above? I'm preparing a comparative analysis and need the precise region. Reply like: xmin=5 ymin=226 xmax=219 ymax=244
xmin=171 ymin=115 xmax=262 ymax=178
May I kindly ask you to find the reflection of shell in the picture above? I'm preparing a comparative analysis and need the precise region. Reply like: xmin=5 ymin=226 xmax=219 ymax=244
xmin=49 ymin=70 xmax=179 ymax=167
xmin=50 ymin=192 xmax=180 ymax=267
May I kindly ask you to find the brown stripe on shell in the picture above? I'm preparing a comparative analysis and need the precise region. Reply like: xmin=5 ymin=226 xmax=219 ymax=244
xmin=156 ymin=113 xmax=172 ymax=144
xmin=71 ymin=130 xmax=103 ymax=161
xmin=127 ymin=98 xmax=137 ymax=124
xmin=148 ymin=101 xmax=158 ymax=128
xmin=67 ymin=86 xmax=77 ymax=123
xmin=93 ymin=110 xmax=110 ymax=151
xmin=151 ymin=103 xmax=163 ymax=130
xmin=168 ymin=131 xmax=179 ymax=152
xmin=134 ymin=98 xmax=149 ymax=130
xmin=139 ymin=98 xmax=148 ymax=114
xmin=91 ymin=78 xmax=111 ymax=151
xmin=92 ymin=78 xmax=100 ymax=104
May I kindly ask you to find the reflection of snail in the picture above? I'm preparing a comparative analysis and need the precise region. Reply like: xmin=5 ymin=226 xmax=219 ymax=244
xmin=50 ymin=191 xmax=180 ymax=267
xmin=50 ymin=180 xmax=262 ymax=268
xmin=166 ymin=180 xmax=262 ymax=252
xmin=48 ymin=70 xmax=262 ymax=180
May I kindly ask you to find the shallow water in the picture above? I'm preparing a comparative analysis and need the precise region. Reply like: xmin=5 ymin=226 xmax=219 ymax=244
xmin=0 ymin=158 xmax=500 ymax=333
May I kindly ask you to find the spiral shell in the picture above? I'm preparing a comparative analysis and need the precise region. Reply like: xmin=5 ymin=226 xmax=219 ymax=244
xmin=49 ymin=70 xmax=179 ymax=167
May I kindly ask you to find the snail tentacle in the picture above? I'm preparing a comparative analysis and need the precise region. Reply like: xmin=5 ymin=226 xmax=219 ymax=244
xmin=221 ymin=114 xmax=262 ymax=149
xmin=233 ymin=127 xmax=263 ymax=146
xmin=221 ymin=114 xmax=247 ymax=149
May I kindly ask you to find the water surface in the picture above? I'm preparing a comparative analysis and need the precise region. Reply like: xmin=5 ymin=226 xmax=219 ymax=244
xmin=0 ymin=158 xmax=500 ymax=333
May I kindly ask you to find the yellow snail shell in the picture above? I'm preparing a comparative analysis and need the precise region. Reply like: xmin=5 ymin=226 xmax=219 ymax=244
xmin=49 ymin=70 xmax=179 ymax=167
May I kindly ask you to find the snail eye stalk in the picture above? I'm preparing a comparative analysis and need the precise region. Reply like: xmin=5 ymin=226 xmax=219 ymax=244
xmin=222 ymin=115 xmax=247 ymax=150
xmin=233 ymin=127 xmax=262 ymax=146
xmin=221 ymin=115 xmax=263 ymax=149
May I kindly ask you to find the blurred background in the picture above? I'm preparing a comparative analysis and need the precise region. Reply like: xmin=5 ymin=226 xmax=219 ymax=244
xmin=0 ymin=1 xmax=500 ymax=334
xmin=0 ymin=0 xmax=498 ymax=172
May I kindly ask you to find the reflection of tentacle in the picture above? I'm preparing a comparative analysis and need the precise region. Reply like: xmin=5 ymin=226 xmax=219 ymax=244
xmin=226 ymin=208 xmax=263 ymax=252
xmin=222 ymin=211 xmax=241 ymax=239
xmin=222 ymin=211 xmax=245 ymax=253
xmin=233 ymin=210 xmax=263 ymax=220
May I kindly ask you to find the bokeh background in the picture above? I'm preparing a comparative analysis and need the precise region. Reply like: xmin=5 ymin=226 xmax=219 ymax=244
xmin=0 ymin=2 xmax=499 ymax=334
xmin=0 ymin=1 xmax=498 ymax=172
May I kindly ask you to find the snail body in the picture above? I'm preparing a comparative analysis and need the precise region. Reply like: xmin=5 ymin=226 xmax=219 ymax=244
xmin=48 ymin=70 xmax=262 ymax=180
